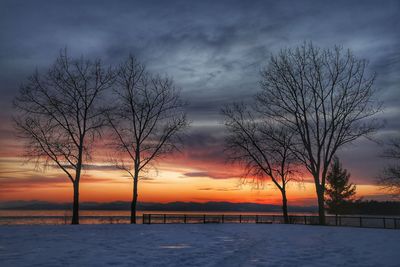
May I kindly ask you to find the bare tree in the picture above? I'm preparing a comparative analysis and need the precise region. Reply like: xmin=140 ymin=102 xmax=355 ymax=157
xmin=378 ymin=137 xmax=400 ymax=196
xmin=256 ymin=43 xmax=381 ymax=224
xmin=106 ymin=55 xmax=188 ymax=224
xmin=14 ymin=51 xmax=114 ymax=224
xmin=222 ymin=103 xmax=299 ymax=223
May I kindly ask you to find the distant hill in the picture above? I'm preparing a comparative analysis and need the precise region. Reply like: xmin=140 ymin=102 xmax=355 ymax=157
xmin=0 ymin=200 xmax=317 ymax=213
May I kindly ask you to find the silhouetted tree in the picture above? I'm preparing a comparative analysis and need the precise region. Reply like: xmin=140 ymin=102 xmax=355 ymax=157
xmin=325 ymin=156 xmax=356 ymax=216
xmin=222 ymin=103 xmax=300 ymax=223
xmin=339 ymin=200 xmax=400 ymax=215
xmin=14 ymin=51 xmax=114 ymax=224
xmin=256 ymin=43 xmax=380 ymax=224
xmin=106 ymin=55 xmax=188 ymax=224
xmin=378 ymin=137 xmax=400 ymax=196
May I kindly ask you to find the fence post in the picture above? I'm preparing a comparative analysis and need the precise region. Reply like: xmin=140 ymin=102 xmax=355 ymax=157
xmin=256 ymin=215 xmax=258 ymax=224
xmin=383 ymin=218 xmax=386 ymax=229
xmin=395 ymin=218 xmax=397 ymax=229
xmin=149 ymin=214 xmax=152 ymax=224
xmin=304 ymin=216 xmax=307 ymax=225
xmin=222 ymin=214 xmax=224 ymax=223
xmin=239 ymin=215 xmax=242 ymax=223
xmin=203 ymin=214 xmax=206 ymax=224
xmin=163 ymin=214 xmax=166 ymax=224
xmin=272 ymin=215 xmax=275 ymax=223
xmin=184 ymin=214 xmax=187 ymax=224
xmin=359 ymin=217 xmax=362 ymax=227
xmin=339 ymin=216 xmax=341 ymax=226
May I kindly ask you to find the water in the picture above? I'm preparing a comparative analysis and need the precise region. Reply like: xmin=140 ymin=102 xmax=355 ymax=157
xmin=0 ymin=210 xmax=317 ymax=225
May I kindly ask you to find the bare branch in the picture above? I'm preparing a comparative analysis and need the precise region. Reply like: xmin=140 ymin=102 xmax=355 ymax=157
xmin=256 ymin=42 xmax=381 ymax=223
xmin=14 ymin=50 xmax=114 ymax=224
xmin=378 ymin=137 xmax=400 ymax=195
xmin=105 ymin=55 xmax=189 ymax=223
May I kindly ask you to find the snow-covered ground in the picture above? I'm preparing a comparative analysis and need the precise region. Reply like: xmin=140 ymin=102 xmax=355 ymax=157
xmin=0 ymin=224 xmax=398 ymax=267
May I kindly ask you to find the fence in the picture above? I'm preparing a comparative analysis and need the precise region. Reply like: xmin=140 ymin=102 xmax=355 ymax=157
xmin=142 ymin=214 xmax=400 ymax=229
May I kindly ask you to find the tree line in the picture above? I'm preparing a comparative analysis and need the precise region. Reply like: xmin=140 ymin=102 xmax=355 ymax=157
xmin=332 ymin=200 xmax=400 ymax=216
xmin=14 ymin=43 xmax=399 ymax=224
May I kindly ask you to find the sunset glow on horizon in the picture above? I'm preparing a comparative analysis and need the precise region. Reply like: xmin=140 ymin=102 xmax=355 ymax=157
xmin=0 ymin=152 xmax=389 ymax=205
xmin=0 ymin=117 xmax=392 ymax=206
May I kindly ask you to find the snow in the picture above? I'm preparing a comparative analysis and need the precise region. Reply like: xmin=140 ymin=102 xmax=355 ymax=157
xmin=0 ymin=224 xmax=398 ymax=266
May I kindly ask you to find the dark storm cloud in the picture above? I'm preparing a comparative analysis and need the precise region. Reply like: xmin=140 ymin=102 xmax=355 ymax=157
xmin=0 ymin=0 xmax=399 ymax=184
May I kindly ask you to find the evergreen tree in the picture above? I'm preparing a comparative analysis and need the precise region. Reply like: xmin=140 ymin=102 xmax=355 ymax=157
xmin=325 ymin=157 xmax=357 ymax=215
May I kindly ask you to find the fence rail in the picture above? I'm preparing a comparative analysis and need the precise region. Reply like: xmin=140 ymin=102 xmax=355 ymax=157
xmin=142 ymin=214 xmax=400 ymax=229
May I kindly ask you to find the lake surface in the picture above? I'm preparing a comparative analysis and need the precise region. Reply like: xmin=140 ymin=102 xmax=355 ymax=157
xmin=0 ymin=210 xmax=317 ymax=225
xmin=1 ymin=210 xmax=398 ymax=226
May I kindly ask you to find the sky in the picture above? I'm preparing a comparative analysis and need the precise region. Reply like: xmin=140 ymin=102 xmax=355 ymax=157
xmin=0 ymin=0 xmax=399 ymax=206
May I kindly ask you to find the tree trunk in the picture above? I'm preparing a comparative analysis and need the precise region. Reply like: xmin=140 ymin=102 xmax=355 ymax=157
xmin=316 ymin=184 xmax=326 ymax=225
xmin=71 ymin=181 xmax=79 ymax=225
xmin=281 ymin=190 xmax=289 ymax=224
xmin=131 ymin=176 xmax=139 ymax=224
xmin=72 ymin=142 xmax=83 ymax=225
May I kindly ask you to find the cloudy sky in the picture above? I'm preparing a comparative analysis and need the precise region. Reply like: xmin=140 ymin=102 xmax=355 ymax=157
xmin=0 ymin=0 xmax=399 ymax=205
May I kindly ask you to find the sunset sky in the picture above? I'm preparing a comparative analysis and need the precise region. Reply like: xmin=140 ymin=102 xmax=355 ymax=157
xmin=0 ymin=0 xmax=399 ymax=206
